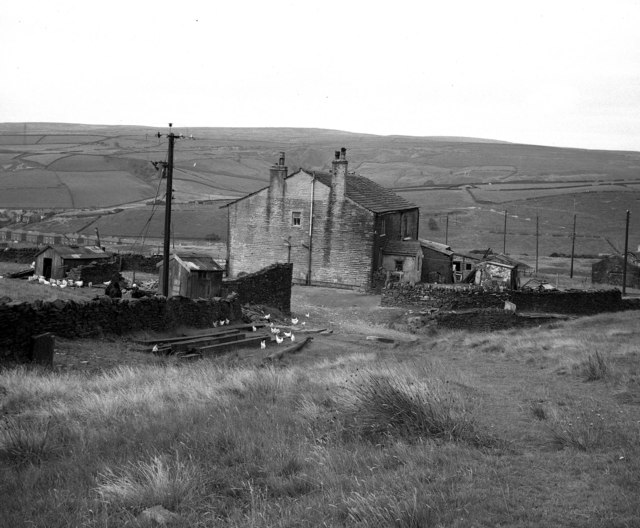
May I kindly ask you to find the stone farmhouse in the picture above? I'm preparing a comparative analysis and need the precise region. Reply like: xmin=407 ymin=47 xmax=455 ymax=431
xmin=224 ymin=148 xmax=420 ymax=289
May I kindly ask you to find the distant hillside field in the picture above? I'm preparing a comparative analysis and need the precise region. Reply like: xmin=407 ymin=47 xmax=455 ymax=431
xmin=1 ymin=123 xmax=639 ymax=254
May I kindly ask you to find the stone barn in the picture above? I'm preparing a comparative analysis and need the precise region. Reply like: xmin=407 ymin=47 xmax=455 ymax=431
xmin=34 ymin=245 xmax=112 ymax=280
xmin=157 ymin=252 xmax=224 ymax=299
xmin=224 ymin=148 xmax=420 ymax=289
xmin=592 ymin=255 xmax=640 ymax=289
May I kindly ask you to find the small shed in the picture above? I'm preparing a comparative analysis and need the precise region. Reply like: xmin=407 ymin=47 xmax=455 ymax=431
xmin=452 ymin=251 xmax=481 ymax=283
xmin=473 ymin=260 xmax=520 ymax=290
xmin=157 ymin=252 xmax=224 ymax=298
xmin=592 ymin=255 xmax=640 ymax=289
xmin=34 ymin=245 xmax=112 ymax=280
xmin=381 ymin=239 xmax=423 ymax=283
xmin=419 ymin=239 xmax=454 ymax=283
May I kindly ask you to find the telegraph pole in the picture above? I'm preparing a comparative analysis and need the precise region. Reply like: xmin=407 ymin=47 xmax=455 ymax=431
xmin=445 ymin=213 xmax=449 ymax=245
xmin=158 ymin=124 xmax=178 ymax=297
xmin=570 ymin=213 xmax=576 ymax=278
xmin=503 ymin=210 xmax=507 ymax=254
xmin=536 ymin=215 xmax=540 ymax=275
xmin=622 ymin=209 xmax=630 ymax=296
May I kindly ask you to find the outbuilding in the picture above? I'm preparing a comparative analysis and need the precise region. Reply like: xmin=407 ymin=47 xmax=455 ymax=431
xmin=592 ymin=255 xmax=640 ymax=289
xmin=34 ymin=245 xmax=112 ymax=280
xmin=156 ymin=252 xmax=224 ymax=298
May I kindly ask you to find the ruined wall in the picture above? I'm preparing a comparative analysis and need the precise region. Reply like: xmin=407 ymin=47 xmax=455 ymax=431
xmin=381 ymin=282 xmax=633 ymax=315
xmin=227 ymin=172 xmax=375 ymax=288
xmin=221 ymin=263 xmax=292 ymax=314
xmin=0 ymin=295 xmax=242 ymax=363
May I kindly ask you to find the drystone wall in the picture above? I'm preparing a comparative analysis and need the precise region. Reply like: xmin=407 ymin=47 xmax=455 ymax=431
xmin=382 ymin=282 xmax=634 ymax=315
xmin=0 ymin=246 xmax=39 ymax=264
xmin=0 ymin=295 xmax=242 ymax=363
xmin=66 ymin=260 xmax=121 ymax=284
xmin=118 ymin=253 xmax=164 ymax=274
xmin=221 ymin=263 xmax=293 ymax=314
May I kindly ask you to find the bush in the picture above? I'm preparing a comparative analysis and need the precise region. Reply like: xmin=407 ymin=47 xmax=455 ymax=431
xmin=581 ymin=351 xmax=610 ymax=381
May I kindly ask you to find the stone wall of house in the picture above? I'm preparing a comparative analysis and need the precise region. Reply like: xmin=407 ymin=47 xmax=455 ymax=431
xmin=0 ymin=246 xmax=39 ymax=264
xmin=0 ymin=295 xmax=242 ymax=363
xmin=221 ymin=263 xmax=292 ymax=314
xmin=227 ymin=171 xmax=375 ymax=289
xmin=381 ymin=282 xmax=634 ymax=315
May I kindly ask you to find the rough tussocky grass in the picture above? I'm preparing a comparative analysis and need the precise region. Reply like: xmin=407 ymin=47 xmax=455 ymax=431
xmin=1 ymin=308 xmax=640 ymax=527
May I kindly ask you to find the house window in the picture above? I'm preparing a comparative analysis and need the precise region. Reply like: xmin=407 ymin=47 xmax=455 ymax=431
xmin=292 ymin=211 xmax=302 ymax=227
xmin=465 ymin=263 xmax=473 ymax=271
xmin=395 ymin=260 xmax=404 ymax=272
xmin=380 ymin=218 xmax=386 ymax=236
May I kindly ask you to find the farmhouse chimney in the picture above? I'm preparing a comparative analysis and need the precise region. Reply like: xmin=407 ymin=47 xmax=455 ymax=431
xmin=331 ymin=147 xmax=347 ymax=200
xmin=269 ymin=151 xmax=287 ymax=199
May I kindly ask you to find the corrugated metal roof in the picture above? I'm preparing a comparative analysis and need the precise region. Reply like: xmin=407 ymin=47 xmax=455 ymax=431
xmin=383 ymin=239 xmax=423 ymax=256
xmin=173 ymin=252 xmax=223 ymax=272
xmin=312 ymin=171 xmax=418 ymax=213
xmin=419 ymin=238 xmax=454 ymax=256
xmin=35 ymin=245 xmax=111 ymax=260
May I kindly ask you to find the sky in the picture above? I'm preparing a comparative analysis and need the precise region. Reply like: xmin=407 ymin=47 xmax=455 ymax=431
xmin=2 ymin=0 xmax=640 ymax=151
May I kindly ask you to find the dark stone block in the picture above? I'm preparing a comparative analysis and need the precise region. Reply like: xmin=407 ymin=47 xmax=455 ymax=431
xmin=31 ymin=332 xmax=55 ymax=366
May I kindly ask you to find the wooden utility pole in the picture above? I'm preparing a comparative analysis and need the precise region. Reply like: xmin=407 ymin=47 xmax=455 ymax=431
xmin=503 ymin=210 xmax=507 ymax=254
xmin=159 ymin=124 xmax=178 ymax=297
xmin=445 ymin=213 xmax=449 ymax=245
xmin=622 ymin=209 xmax=630 ymax=296
xmin=570 ymin=213 xmax=576 ymax=278
xmin=536 ymin=215 xmax=540 ymax=275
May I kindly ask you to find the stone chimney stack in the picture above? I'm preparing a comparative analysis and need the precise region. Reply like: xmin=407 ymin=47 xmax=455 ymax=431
xmin=331 ymin=147 xmax=347 ymax=200
xmin=269 ymin=151 xmax=287 ymax=199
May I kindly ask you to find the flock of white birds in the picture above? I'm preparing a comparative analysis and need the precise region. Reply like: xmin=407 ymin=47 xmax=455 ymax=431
xmin=259 ymin=312 xmax=309 ymax=349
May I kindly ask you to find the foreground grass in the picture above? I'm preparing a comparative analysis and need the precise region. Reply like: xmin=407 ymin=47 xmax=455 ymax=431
xmin=1 ymin=312 xmax=640 ymax=527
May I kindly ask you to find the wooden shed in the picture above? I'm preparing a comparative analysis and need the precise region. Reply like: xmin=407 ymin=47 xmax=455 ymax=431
xmin=157 ymin=252 xmax=224 ymax=298
xmin=419 ymin=239 xmax=454 ymax=284
xmin=34 ymin=245 xmax=112 ymax=280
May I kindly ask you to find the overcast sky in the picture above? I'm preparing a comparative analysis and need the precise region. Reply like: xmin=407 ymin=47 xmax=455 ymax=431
xmin=2 ymin=1 xmax=639 ymax=151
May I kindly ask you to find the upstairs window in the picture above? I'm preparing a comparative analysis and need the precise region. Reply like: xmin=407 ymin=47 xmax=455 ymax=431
xmin=395 ymin=260 xmax=404 ymax=271
xmin=292 ymin=211 xmax=302 ymax=227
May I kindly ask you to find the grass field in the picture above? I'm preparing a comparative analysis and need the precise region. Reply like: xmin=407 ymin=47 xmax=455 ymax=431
xmin=1 ymin=284 xmax=639 ymax=527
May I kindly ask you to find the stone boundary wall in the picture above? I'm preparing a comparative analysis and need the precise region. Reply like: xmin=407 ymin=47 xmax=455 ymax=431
xmin=382 ymin=282 xmax=634 ymax=315
xmin=118 ymin=253 xmax=164 ymax=274
xmin=0 ymin=295 xmax=241 ymax=363
xmin=0 ymin=246 xmax=39 ymax=264
xmin=221 ymin=263 xmax=293 ymax=314
xmin=66 ymin=260 xmax=121 ymax=284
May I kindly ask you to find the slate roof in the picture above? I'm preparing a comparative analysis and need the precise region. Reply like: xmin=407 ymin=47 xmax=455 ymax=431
xmin=312 ymin=171 xmax=417 ymax=213
xmin=222 ymin=169 xmax=418 ymax=214
xmin=35 ymin=245 xmax=111 ymax=260
xmin=382 ymin=239 xmax=423 ymax=256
